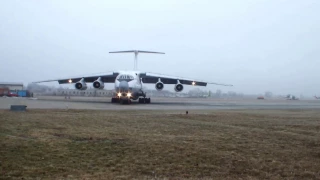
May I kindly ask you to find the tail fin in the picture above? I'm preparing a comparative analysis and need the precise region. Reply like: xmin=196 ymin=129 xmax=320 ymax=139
xmin=109 ymin=50 xmax=165 ymax=70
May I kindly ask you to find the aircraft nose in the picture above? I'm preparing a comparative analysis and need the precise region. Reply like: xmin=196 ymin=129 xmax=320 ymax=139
xmin=119 ymin=81 xmax=129 ymax=92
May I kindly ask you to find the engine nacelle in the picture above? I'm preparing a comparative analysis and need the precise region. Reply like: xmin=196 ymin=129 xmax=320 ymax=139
xmin=174 ymin=84 xmax=184 ymax=92
xmin=75 ymin=81 xmax=87 ymax=90
xmin=155 ymin=82 xmax=164 ymax=91
xmin=93 ymin=79 xmax=104 ymax=89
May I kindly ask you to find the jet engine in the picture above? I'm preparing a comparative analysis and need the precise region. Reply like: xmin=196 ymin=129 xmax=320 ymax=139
xmin=174 ymin=83 xmax=184 ymax=92
xmin=155 ymin=82 xmax=164 ymax=91
xmin=93 ymin=79 xmax=104 ymax=89
xmin=75 ymin=81 xmax=87 ymax=90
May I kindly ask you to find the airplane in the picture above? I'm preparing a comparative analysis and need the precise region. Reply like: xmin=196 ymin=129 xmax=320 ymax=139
xmin=286 ymin=94 xmax=299 ymax=100
xmin=315 ymin=95 xmax=320 ymax=99
xmin=33 ymin=50 xmax=233 ymax=104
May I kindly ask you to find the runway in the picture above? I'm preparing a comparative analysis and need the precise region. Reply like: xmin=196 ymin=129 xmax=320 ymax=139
xmin=1 ymin=96 xmax=320 ymax=110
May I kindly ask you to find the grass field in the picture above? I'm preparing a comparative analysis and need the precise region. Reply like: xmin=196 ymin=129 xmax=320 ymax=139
xmin=1 ymin=109 xmax=320 ymax=179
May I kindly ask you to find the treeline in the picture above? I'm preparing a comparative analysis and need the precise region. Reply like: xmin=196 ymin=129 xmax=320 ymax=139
xmin=27 ymin=83 xmax=282 ymax=98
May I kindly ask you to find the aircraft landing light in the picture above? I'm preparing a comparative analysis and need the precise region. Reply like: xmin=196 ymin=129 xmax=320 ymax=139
xmin=68 ymin=79 xmax=72 ymax=83
xmin=192 ymin=81 xmax=196 ymax=86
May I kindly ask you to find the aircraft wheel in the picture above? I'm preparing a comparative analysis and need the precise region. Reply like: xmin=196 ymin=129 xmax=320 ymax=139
xmin=146 ymin=98 xmax=151 ymax=104
xmin=120 ymin=99 xmax=131 ymax=104
xmin=140 ymin=98 xmax=147 ymax=104
xmin=111 ymin=98 xmax=119 ymax=103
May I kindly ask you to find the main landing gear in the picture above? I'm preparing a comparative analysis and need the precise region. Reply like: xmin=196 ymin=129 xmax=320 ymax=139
xmin=138 ymin=92 xmax=150 ymax=104
xmin=111 ymin=97 xmax=119 ymax=103
xmin=139 ymin=97 xmax=151 ymax=104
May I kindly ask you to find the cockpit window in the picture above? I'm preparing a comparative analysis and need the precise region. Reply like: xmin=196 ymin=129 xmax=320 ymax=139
xmin=117 ymin=74 xmax=134 ymax=81
xmin=118 ymin=74 xmax=134 ymax=80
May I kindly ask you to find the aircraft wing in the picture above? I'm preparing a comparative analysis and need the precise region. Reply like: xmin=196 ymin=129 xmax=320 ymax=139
xmin=141 ymin=72 xmax=233 ymax=87
xmin=33 ymin=72 xmax=119 ymax=84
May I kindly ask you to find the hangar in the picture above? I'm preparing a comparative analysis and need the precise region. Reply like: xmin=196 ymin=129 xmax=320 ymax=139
xmin=0 ymin=82 xmax=24 ymax=91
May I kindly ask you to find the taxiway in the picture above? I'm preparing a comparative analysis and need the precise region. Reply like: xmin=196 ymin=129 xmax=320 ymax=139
xmin=1 ymin=96 xmax=319 ymax=110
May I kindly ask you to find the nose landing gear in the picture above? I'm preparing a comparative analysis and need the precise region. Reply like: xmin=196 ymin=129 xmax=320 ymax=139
xmin=120 ymin=99 xmax=131 ymax=104
xmin=111 ymin=91 xmax=150 ymax=104
xmin=111 ymin=97 xmax=131 ymax=104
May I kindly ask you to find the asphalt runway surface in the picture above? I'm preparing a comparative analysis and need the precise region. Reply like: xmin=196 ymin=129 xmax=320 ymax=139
xmin=1 ymin=96 xmax=320 ymax=110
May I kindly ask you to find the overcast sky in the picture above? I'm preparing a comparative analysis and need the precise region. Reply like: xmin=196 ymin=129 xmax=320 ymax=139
xmin=0 ymin=0 xmax=319 ymax=96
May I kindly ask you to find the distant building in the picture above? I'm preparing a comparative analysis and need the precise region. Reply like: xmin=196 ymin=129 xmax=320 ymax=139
xmin=0 ymin=82 xmax=24 ymax=91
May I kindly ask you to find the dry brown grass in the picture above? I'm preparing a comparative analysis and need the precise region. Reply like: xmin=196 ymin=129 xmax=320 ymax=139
xmin=0 ymin=109 xmax=320 ymax=179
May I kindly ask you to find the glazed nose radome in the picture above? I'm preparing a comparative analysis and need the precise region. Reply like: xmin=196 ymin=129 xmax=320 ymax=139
xmin=119 ymin=81 xmax=129 ymax=92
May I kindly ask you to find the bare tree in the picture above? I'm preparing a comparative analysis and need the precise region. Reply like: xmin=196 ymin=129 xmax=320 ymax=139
xmin=215 ymin=89 xmax=222 ymax=97
xmin=265 ymin=91 xmax=273 ymax=98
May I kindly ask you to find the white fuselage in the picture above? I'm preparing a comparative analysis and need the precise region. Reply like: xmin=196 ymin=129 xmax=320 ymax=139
xmin=114 ymin=71 xmax=144 ymax=100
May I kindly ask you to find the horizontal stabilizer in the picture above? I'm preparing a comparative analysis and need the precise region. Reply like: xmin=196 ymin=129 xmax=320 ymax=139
xmin=109 ymin=50 xmax=165 ymax=70
xmin=109 ymin=50 xmax=165 ymax=54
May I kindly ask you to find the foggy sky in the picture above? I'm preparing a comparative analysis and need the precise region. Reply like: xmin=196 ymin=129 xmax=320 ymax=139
xmin=0 ymin=0 xmax=319 ymax=96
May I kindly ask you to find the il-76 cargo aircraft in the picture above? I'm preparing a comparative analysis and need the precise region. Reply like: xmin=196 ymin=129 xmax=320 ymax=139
xmin=34 ymin=50 xmax=232 ymax=104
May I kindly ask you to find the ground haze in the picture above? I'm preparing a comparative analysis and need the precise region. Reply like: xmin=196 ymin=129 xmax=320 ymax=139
xmin=1 ymin=109 xmax=320 ymax=179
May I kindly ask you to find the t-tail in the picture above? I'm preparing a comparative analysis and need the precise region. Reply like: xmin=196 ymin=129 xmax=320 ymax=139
xmin=109 ymin=50 xmax=165 ymax=70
